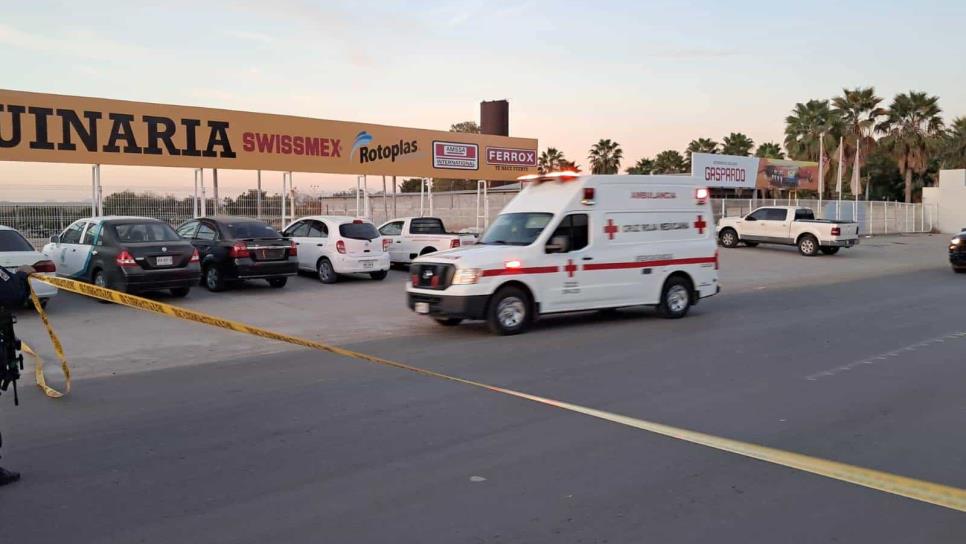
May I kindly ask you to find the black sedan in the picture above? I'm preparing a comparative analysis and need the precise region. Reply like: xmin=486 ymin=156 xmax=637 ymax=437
xmin=950 ymin=231 xmax=966 ymax=273
xmin=43 ymin=216 xmax=201 ymax=296
xmin=176 ymin=217 xmax=298 ymax=291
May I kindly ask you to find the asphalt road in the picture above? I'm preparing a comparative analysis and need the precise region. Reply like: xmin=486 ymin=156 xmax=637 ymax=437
xmin=2 ymin=245 xmax=965 ymax=542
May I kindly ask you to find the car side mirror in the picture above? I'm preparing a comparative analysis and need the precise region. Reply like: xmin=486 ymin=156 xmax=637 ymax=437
xmin=50 ymin=235 xmax=60 ymax=243
xmin=546 ymin=235 xmax=569 ymax=254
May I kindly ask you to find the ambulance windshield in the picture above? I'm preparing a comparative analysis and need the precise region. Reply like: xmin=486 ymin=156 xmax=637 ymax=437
xmin=480 ymin=213 xmax=553 ymax=246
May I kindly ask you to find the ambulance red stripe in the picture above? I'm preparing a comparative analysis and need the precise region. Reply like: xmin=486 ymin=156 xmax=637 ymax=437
xmin=481 ymin=266 xmax=559 ymax=277
xmin=583 ymin=256 xmax=717 ymax=271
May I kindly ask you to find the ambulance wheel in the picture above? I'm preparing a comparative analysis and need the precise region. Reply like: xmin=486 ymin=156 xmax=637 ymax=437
xmin=487 ymin=286 xmax=531 ymax=335
xmin=434 ymin=317 xmax=463 ymax=326
xmin=657 ymin=276 xmax=692 ymax=319
xmin=820 ymin=246 xmax=840 ymax=255
xmin=317 ymin=258 xmax=338 ymax=284
xmin=798 ymin=234 xmax=819 ymax=256
xmin=719 ymin=228 xmax=739 ymax=248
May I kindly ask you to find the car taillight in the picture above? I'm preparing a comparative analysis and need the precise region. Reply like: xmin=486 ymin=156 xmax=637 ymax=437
xmin=33 ymin=260 xmax=56 ymax=273
xmin=190 ymin=249 xmax=200 ymax=263
xmin=336 ymin=240 xmax=346 ymax=254
xmin=410 ymin=273 xmax=418 ymax=285
xmin=382 ymin=238 xmax=391 ymax=252
xmin=229 ymin=241 xmax=250 ymax=258
xmin=831 ymin=226 xmax=841 ymax=236
xmin=116 ymin=250 xmax=138 ymax=268
xmin=288 ymin=241 xmax=298 ymax=257
xmin=450 ymin=239 xmax=460 ymax=248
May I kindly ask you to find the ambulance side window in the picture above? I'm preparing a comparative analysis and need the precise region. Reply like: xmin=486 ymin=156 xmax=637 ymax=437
xmin=549 ymin=213 xmax=589 ymax=252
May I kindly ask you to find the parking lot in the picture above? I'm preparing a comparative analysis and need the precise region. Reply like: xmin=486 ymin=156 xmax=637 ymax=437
xmin=2 ymin=233 xmax=965 ymax=543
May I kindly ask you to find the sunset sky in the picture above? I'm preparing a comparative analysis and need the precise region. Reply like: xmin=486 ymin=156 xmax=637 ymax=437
xmin=2 ymin=0 xmax=965 ymax=201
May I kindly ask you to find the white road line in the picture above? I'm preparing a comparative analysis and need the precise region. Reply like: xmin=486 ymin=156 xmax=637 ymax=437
xmin=806 ymin=331 xmax=966 ymax=381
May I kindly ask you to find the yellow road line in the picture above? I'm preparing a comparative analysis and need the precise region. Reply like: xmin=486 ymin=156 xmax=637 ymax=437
xmin=28 ymin=273 xmax=966 ymax=513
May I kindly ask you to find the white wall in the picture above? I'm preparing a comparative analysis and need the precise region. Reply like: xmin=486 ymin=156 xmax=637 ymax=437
xmin=923 ymin=170 xmax=966 ymax=233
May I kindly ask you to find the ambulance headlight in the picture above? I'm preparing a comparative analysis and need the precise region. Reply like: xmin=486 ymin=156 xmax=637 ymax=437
xmin=452 ymin=268 xmax=483 ymax=285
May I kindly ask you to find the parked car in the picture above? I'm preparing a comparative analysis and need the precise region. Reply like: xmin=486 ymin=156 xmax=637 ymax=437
xmin=176 ymin=216 xmax=297 ymax=291
xmin=716 ymin=206 xmax=859 ymax=256
xmin=950 ymin=229 xmax=966 ymax=273
xmin=406 ymin=173 xmax=719 ymax=335
xmin=42 ymin=216 xmax=200 ymax=297
xmin=282 ymin=216 xmax=389 ymax=283
xmin=378 ymin=217 xmax=477 ymax=266
xmin=0 ymin=225 xmax=57 ymax=308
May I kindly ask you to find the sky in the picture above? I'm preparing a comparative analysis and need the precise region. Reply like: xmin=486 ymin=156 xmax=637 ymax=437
xmin=2 ymin=0 xmax=965 ymax=201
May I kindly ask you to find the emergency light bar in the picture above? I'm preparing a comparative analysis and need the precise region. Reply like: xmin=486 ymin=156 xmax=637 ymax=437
xmin=518 ymin=171 xmax=580 ymax=183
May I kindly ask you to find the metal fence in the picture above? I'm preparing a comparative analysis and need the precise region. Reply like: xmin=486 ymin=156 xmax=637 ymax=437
xmin=713 ymin=198 xmax=936 ymax=235
xmin=3 ymin=192 xmax=938 ymax=250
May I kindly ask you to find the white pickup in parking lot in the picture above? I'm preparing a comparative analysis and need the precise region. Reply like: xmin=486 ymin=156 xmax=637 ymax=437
xmin=717 ymin=206 xmax=859 ymax=256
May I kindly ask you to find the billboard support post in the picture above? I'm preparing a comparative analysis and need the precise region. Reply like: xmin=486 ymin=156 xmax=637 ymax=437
xmin=199 ymin=169 xmax=207 ymax=217
xmin=90 ymin=165 xmax=97 ymax=217
xmin=256 ymin=170 xmax=262 ymax=220
xmin=382 ymin=176 xmax=388 ymax=222
xmin=281 ymin=172 xmax=288 ymax=226
xmin=193 ymin=169 xmax=199 ymax=218
xmin=391 ymin=176 xmax=397 ymax=217
xmin=212 ymin=168 xmax=220 ymax=215
xmin=95 ymin=164 xmax=103 ymax=216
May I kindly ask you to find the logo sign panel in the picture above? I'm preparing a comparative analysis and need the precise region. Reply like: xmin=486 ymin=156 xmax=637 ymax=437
xmin=433 ymin=141 xmax=478 ymax=170
xmin=691 ymin=153 xmax=760 ymax=189
xmin=485 ymin=146 xmax=537 ymax=172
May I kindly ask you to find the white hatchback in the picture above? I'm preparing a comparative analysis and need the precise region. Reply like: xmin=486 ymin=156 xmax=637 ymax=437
xmin=0 ymin=225 xmax=58 ymax=307
xmin=282 ymin=216 xmax=390 ymax=283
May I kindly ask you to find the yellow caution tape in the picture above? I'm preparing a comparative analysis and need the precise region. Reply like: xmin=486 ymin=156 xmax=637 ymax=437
xmin=23 ymin=282 xmax=71 ymax=398
xmin=28 ymin=273 xmax=966 ymax=513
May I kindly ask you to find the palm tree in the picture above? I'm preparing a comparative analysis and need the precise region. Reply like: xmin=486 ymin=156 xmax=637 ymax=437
xmin=941 ymin=116 xmax=966 ymax=169
xmin=557 ymin=159 xmax=582 ymax=173
xmin=832 ymin=87 xmax=885 ymax=188
xmin=652 ymin=150 xmax=687 ymax=174
xmin=588 ymin=139 xmax=623 ymax=174
xmin=684 ymin=138 xmax=718 ymax=170
xmin=784 ymin=99 xmax=840 ymax=160
xmin=538 ymin=147 xmax=565 ymax=173
xmin=755 ymin=142 xmax=785 ymax=159
xmin=625 ymin=157 xmax=654 ymax=174
xmin=876 ymin=91 xmax=944 ymax=202
xmin=721 ymin=132 xmax=755 ymax=156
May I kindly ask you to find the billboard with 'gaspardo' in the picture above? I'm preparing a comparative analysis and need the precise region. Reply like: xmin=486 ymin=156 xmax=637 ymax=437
xmin=0 ymin=89 xmax=538 ymax=180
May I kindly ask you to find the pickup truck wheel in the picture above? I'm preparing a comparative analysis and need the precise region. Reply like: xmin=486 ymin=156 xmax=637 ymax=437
xmin=718 ymin=228 xmax=739 ymax=248
xmin=370 ymin=270 xmax=388 ymax=281
xmin=434 ymin=317 xmax=463 ymax=326
xmin=744 ymin=241 xmax=759 ymax=247
xmin=657 ymin=276 xmax=692 ymax=319
xmin=798 ymin=234 xmax=819 ymax=256
xmin=487 ymin=286 xmax=531 ymax=335
xmin=317 ymin=258 xmax=338 ymax=284
xmin=820 ymin=246 xmax=840 ymax=255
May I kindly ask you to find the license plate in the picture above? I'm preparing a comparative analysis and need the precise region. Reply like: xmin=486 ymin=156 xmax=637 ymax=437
xmin=156 ymin=256 xmax=173 ymax=266
xmin=362 ymin=260 xmax=374 ymax=269
xmin=414 ymin=302 xmax=430 ymax=314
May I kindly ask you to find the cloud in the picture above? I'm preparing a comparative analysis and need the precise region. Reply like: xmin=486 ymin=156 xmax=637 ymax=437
xmin=224 ymin=29 xmax=274 ymax=45
xmin=651 ymin=47 xmax=743 ymax=59
xmin=0 ymin=22 xmax=156 ymax=62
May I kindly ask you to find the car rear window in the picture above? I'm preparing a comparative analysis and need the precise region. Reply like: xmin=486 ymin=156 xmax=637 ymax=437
xmin=226 ymin=221 xmax=281 ymax=239
xmin=410 ymin=218 xmax=446 ymax=234
xmin=795 ymin=209 xmax=815 ymax=220
xmin=339 ymin=222 xmax=380 ymax=240
xmin=112 ymin=222 xmax=181 ymax=243
xmin=0 ymin=230 xmax=35 ymax=252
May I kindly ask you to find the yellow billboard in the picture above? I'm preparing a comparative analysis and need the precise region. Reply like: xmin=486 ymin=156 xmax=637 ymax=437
xmin=0 ymin=89 xmax=538 ymax=180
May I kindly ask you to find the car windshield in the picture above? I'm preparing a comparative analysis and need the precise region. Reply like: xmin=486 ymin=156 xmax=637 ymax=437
xmin=480 ymin=213 xmax=553 ymax=246
xmin=112 ymin=222 xmax=181 ymax=243
xmin=0 ymin=230 xmax=35 ymax=252
xmin=226 ymin=222 xmax=281 ymax=239
xmin=339 ymin=222 xmax=380 ymax=240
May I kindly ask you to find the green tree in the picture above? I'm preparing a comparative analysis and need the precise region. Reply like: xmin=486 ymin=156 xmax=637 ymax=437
xmin=538 ymin=147 xmax=566 ymax=173
xmin=652 ymin=150 xmax=687 ymax=174
xmin=875 ymin=91 xmax=944 ymax=202
xmin=721 ymin=132 xmax=755 ymax=156
xmin=755 ymin=142 xmax=785 ymax=159
xmin=941 ymin=116 xmax=966 ymax=168
xmin=625 ymin=157 xmax=654 ymax=175
xmin=686 ymin=137 xmax=718 ymax=159
xmin=784 ymin=99 xmax=841 ymax=161
xmin=587 ymin=139 xmax=623 ymax=174
xmin=449 ymin=121 xmax=480 ymax=133
xmin=399 ymin=178 xmax=424 ymax=192
xmin=832 ymin=87 xmax=885 ymax=184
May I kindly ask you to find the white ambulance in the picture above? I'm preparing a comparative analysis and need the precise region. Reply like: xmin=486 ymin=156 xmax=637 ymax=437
xmin=406 ymin=173 xmax=720 ymax=334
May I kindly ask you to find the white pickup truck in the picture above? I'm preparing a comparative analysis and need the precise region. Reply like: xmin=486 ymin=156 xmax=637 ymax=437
xmin=717 ymin=206 xmax=859 ymax=256
xmin=378 ymin=217 xmax=477 ymax=265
